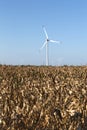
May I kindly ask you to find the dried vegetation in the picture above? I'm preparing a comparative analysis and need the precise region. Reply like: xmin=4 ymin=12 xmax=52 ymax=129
xmin=0 ymin=65 xmax=87 ymax=130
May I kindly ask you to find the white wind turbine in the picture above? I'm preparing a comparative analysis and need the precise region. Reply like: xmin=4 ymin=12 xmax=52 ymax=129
xmin=40 ymin=27 xmax=61 ymax=66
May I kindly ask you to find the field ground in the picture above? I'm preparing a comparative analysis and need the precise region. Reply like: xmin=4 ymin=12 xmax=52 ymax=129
xmin=0 ymin=65 xmax=87 ymax=130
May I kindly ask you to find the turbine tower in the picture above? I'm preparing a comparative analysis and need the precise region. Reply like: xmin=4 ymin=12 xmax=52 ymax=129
xmin=40 ymin=27 xmax=61 ymax=66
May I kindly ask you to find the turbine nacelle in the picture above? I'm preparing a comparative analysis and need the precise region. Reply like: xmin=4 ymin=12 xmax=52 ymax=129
xmin=47 ymin=39 xmax=50 ymax=42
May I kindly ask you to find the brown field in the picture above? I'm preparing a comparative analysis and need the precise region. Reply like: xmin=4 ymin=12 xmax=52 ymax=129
xmin=0 ymin=65 xmax=87 ymax=130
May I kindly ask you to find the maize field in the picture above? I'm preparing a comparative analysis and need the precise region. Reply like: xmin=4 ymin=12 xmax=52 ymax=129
xmin=0 ymin=65 xmax=87 ymax=130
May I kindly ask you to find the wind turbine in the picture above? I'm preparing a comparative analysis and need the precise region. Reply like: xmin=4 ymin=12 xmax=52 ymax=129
xmin=40 ymin=27 xmax=61 ymax=66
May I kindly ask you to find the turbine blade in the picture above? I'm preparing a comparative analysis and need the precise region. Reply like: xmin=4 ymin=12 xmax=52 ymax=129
xmin=50 ymin=40 xmax=61 ymax=44
xmin=40 ymin=41 xmax=47 ymax=50
xmin=43 ymin=27 xmax=48 ymax=39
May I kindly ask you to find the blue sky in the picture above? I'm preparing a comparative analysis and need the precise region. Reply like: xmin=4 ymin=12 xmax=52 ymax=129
xmin=0 ymin=0 xmax=87 ymax=66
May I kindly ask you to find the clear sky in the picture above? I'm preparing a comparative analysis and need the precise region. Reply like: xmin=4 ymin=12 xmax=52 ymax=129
xmin=0 ymin=0 xmax=87 ymax=66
